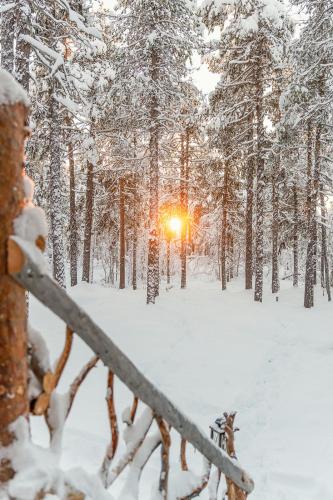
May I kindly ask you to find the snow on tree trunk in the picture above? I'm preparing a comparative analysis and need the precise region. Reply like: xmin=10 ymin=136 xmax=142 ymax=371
xmin=147 ymin=50 xmax=160 ymax=304
xmin=221 ymin=160 xmax=229 ymax=291
xmin=245 ymin=123 xmax=254 ymax=291
xmin=119 ymin=176 xmax=126 ymax=290
xmin=1 ymin=1 xmax=14 ymax=74
xmin=82 ymin=159 xmax=94 ymax=283
xmin=49 ymin=90 xmax=66 ymax=289
xmin=0 ymin=73 xmax=29 ymax=482
xmin=254 ymin=41 xmax=265 ymax=303
xmin=293 ymin=182 xmax=299 ymax=287
xmin=68 ymin=117 xmax=78 ymax=287
xmin=15 ymin=0 xmax=31 ymax=91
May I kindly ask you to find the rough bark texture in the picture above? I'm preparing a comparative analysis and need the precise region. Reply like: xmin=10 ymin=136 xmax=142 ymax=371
xmin=132 ymin=173 xmax=137 ymax=291
xmin=82 ymin=160 xmax=94 ymax=283
xmin=49 ymin=89 xmax=66 ymax=289
xmin=68 ymin=119 xmax=78 ymax=287
xmin=146 ymin=49 xmax=160 ymax=304
xmin=180 ymin=130 xmax=189 ymax=289
xmin=293 ymin=182 xmax=299 ymax=287
xmin=245 ymin=120 xmax=254 ymax=290
xmin=0 ymin=99 xmax=29 ymax=482
xmin=15 ymin=0 xmax=31 ymax=91
xmin=1 ymin=1 xmax=15 ymax=73
xmin=304 ymin=121 xmax=314 ymax=308
xmin=119 ymin=177 xmax=126 ymax=289
xmin=221 ymin=161 xmax=229 ymax=291
xmin=254 ymin=46 xmax=265 ymax=303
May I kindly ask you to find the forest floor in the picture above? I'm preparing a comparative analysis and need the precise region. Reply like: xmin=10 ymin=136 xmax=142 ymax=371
xmin=29 ymin=274 xmax=333 ymax=499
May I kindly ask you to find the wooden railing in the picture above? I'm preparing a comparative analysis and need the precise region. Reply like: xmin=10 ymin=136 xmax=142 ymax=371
xmin=9 ymin=238 xmax=254 ymax=498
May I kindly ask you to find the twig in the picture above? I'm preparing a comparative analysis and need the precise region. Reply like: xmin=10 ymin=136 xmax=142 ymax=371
xmin=156 ymin=416 xmax=171 ymax=500
xmin=100 ymin=370 xmax=119 ymax=485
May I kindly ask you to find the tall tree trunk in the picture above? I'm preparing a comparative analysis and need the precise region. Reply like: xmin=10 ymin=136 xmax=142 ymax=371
xmin=271 ymin=160 xmax=279 ymax=294
xmin=304 ymin=121 xmax=314 ymax=308
xmin=305 ymin=123 xmax=320 ymax=308
xmin=180 ymin=130 xmax=189 ymax=289
xmin=1 ymin=1 xmax=15 ymax=73
xmin=15 ymin=1 xmax=30 ymax=91
xmin=320 ymin=189 xmax=331 ymax=301
xmin=82 ymin=159 xmax=94 ymax=283
xmin=67 ymin=118 xmax=78 ymax=287
xmin=221 ymin=161 xmax=229 ymax=291
xmin=245 ymin=118 xmax=254 ymax=290
xmin=119 ymin=177 xmax=126 ymax=289
xmin=254 ymin=49 xmax=265 ymax=303
xmin=292 ymin=182 xmax=299 ymax=287
xmin=147 ymin=49 xmax=159 ymax=304
xmin=49 ymin=90 xmax=66 ymax=288
xmin=166 ymin=239 xmax=171 ymax=285
xmin=132 ymin=173 xmax=137 ymax=291
xmin=0 ymin=89 xmax=29 ymax=482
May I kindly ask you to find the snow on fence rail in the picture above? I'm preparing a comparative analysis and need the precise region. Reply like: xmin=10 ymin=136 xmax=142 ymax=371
xmin=8 ymin=239 xmax=254 ymax=496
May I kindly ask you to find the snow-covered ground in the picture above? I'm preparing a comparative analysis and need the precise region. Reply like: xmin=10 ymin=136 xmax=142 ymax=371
xmin=29 ymin=276 xmax=333 ymax=499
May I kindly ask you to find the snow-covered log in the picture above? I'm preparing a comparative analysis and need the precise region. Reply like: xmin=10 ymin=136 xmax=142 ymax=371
xmin=8 ymin=239 xmax=255 ymax=494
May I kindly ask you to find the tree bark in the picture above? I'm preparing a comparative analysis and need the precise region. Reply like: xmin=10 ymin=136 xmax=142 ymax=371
xmin=119 ymin=177 xmax=126 ymax=289
xmin=292 ymin=182 xmax=299 ymax=287
xmin=67 ymin=119 xmax=78 ymax=287
xmin=245 ymin=118 xmax=254 ymax=290
xmin=82 ymin=159 xmax=94 ymax=283
xmin=49 ymin=88 xmax=66 ymax=288
xmin=146 ymin=48 xmax=160 ymax=304
xmin=180 ymin=130 xmax=190 ymax=289
xmin=1 ymin=1 xmax=15 ymax=74
xmin=271 ymin=161 xmax=279 ymax=294
xmin=254 ymin=45 xmax=265 ymax=303
xmin=221 ymin=161 xmax=229 ymax=291
xmin=132 ymin=173 xmax=138 ymax=291
xmin=320 ymin=189 xmax=331 ymax=301
xmin=0 ymin=96 xmax=29 ymax=482
xmin=15 ymin=1 xmax=30 ymax=91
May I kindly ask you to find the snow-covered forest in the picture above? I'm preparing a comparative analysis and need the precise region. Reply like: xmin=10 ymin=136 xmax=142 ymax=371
xmin=1 ymin=0 xmax=333 ymax=498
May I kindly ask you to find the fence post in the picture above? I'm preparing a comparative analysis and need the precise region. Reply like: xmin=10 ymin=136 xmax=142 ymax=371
xmin=0 ymin=70 xmax=30 ymax=481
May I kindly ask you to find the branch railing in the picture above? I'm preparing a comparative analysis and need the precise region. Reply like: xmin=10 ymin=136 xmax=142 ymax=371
xmin=8 ymin=238 xmax=254 ymax=498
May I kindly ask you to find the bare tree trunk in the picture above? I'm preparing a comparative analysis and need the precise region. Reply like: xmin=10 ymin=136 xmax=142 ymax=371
xmin=82 ymin=160 xmax=94 ymax=283
xmin=254 ymin=52 xmax=265 ymax=303
xmin=180 ymin=130 xmax=189 ymax=289
xmin=293 ymin=182 xmax=299 ymax=287
xmin=119 ymin=177 xmax=126 ymax=289
xmin=305 ymin=123 xmax=320 ymax=308
xmin=221 ymin=161 xmax=229 ymax=291
xmin=147 ymin=49 xmax=159 ymax=304
xmin=0 ymin=92 xmax=29 ymax=482
xmin=132 ymin=173 xmax=137 ymax=291
xmin=1 ymin=1 xmax=15 ymax=73
xmin=15 ymin=1 xmax=30 ymax=91
xmin=65 ymin=116 xmax=78 ymax=287
xmin=320 ymin=189 xmax=331 ymax=301
xmin=166 ymin=239 xmax=171 ymax=285
xmin=271 ymin=163 xmax=279 ymax=294
xmin=245 ymin=119 xmax=254 ymax=290
xmin=49 ymin=88 xmax=66 ymax=288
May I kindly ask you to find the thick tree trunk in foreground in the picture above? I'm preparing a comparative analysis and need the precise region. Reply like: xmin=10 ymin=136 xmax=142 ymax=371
xmin=49 ymin=91 xmax=66 ymax=288
xmin=82 ymin=160 xmax=94 ymax=283
xmin=119 ymin=177 xmax=126 ymax=289
xmin=245 ymin=120 xmax=254 ymax=290
xmin=0 ymin=93 xmax=29 ymax=481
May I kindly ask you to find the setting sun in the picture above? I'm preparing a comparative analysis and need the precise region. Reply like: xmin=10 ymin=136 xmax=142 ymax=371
xmin=167 ymin=216 xmax=182 ymax=234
